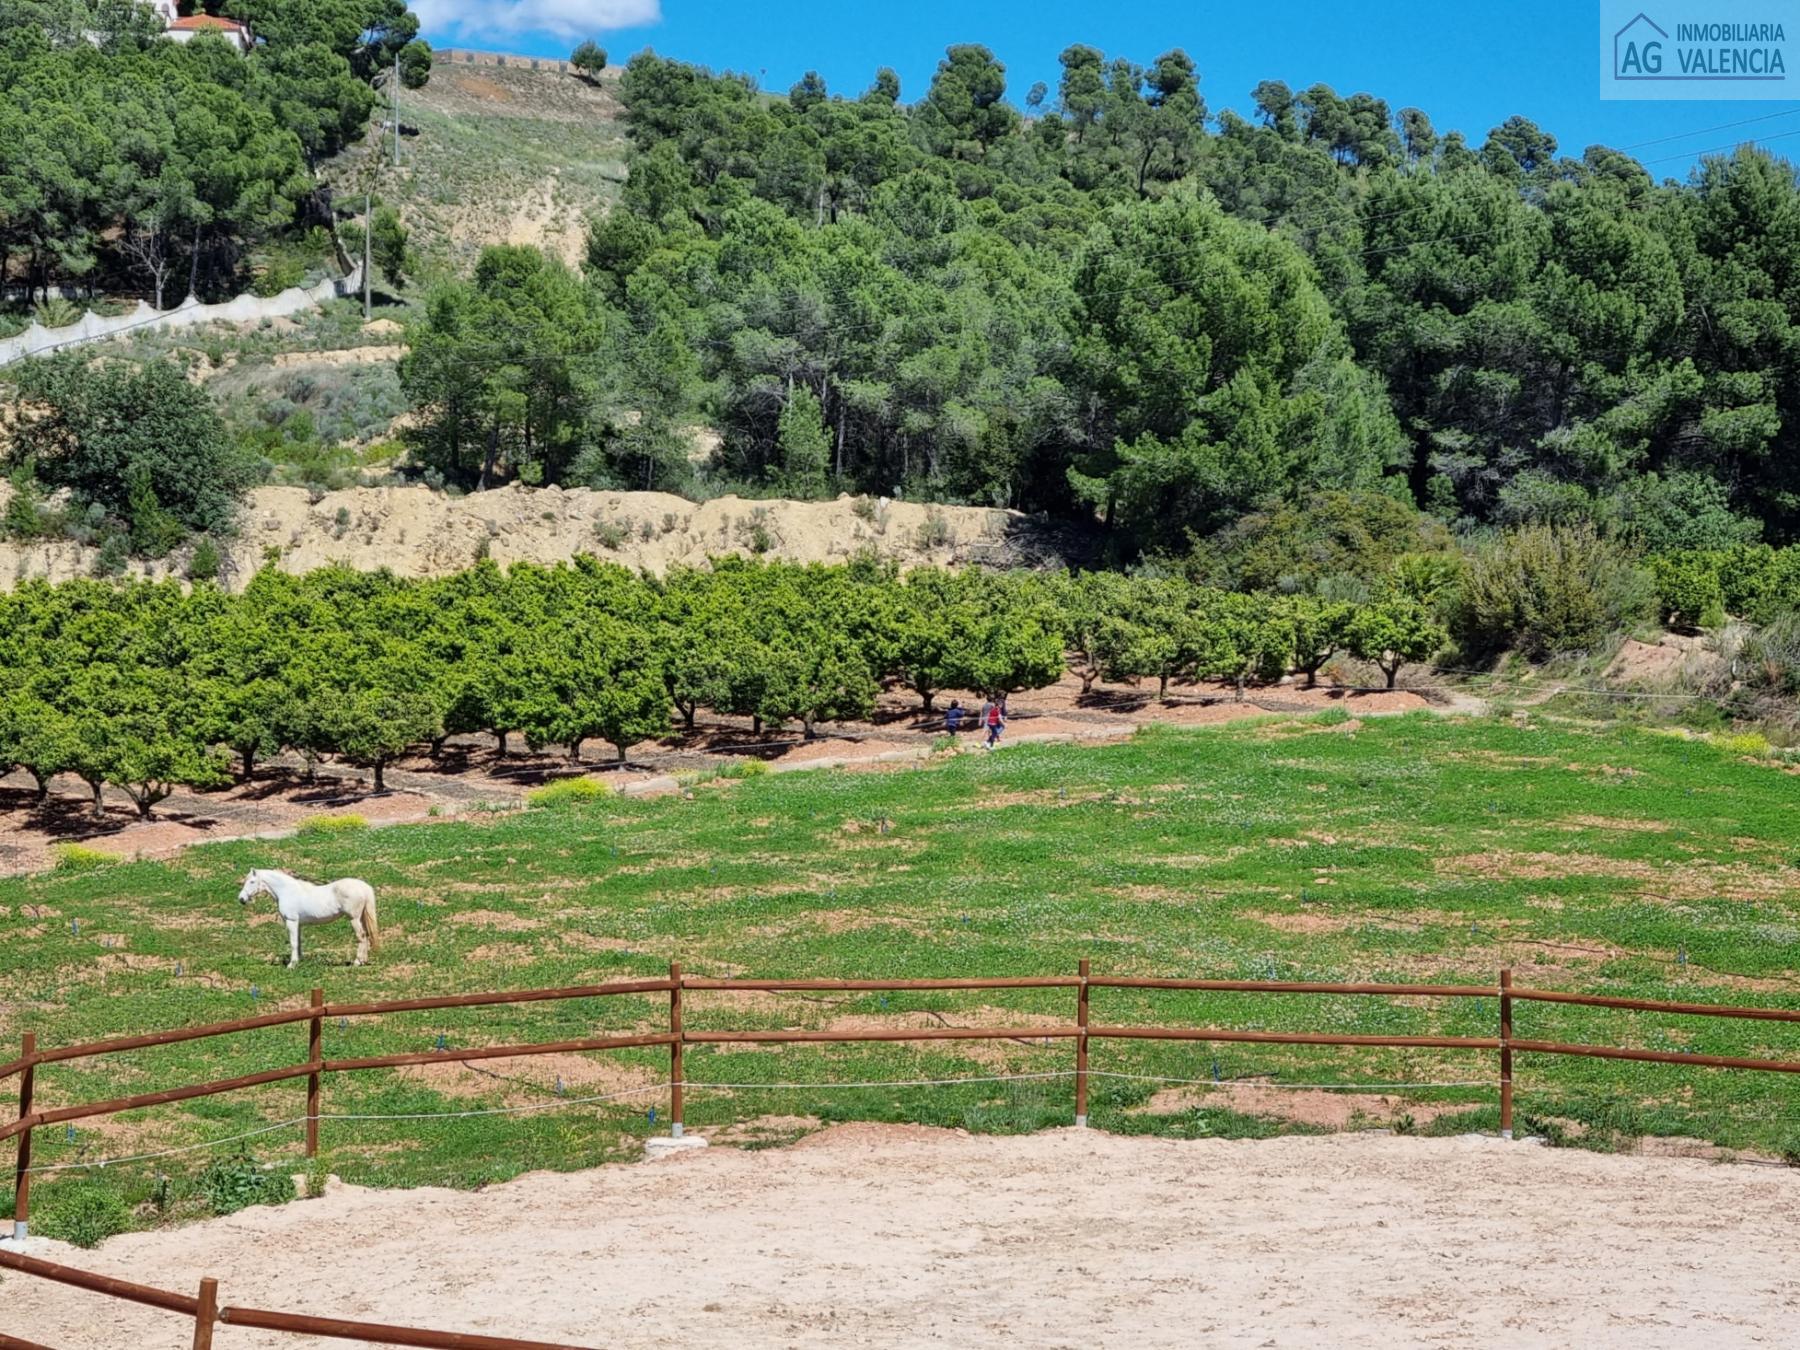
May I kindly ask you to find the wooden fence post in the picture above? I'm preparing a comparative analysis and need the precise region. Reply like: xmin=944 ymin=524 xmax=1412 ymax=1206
xmin=1499 ymin=968 xmax=1514 ymax=1140
xmin=191 ymin=1277 xmax=218 ymax=1350
xmin=306 ymin=989 xmax=323 ymax=1158
xmin=1075 ymin=959 xmax=1090 ymax=1128
xmin=669 ymin=962 xmax=684 ymax=1137
xmin=12 ymin=1033 xmax=34 ymax=1242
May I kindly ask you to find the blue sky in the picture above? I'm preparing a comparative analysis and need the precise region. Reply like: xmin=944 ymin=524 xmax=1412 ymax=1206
xmin=411 ymin=0 xmax=1800 ymax=178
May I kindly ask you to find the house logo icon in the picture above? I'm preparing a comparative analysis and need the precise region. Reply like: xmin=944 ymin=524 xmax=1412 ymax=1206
xmin=1614 ymin=11 xmax=1668 ymax=78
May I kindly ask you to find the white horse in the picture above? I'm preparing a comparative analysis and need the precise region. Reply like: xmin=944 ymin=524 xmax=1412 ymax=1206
xmin=238 ymin=869 xmax=381 ymax=969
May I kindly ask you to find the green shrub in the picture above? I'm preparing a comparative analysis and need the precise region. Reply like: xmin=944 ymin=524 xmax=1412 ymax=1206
xmin=1388 ymin=551 xmax=1464 ymax=608
xmin=1455 ymin=526 xmax=1655 ymax=660
xmin=1650 ymin=553 xmax=1726 ymax=631
xmin=1738 ymin=612 xmax=1800 ymax=696
xmin=127 ymin=465 xmax=187 ymax=558
xmin=52 ymin=843 xmax=121 ymax=872
xmin=1495 ymin=471 xmax=1597 ymax=529
xmin=1661 ymin=545 xmax=1800 ymax=624
xmin=187 ymin=537 xmax=222 ymax=582
xmin=525 ymin=777 xmax=613 ymax=807
xmin=718 ymin=757 xmax=771 ymax=780
xmin=33 ymin=296 xmax=79 ymax=329
xmin=1189 ymin=490 xmax=1456 ymax=594
xmin=1608 ymin=470 xmax=1762 ymax=553
xmin=201 ymin=1153 xmax=296 ymax=1216
xmin=2 ymin=473 xmax=66 ymax=542
xmin=16 ymin=355 xmax=254 ymax=538
xmin=916 ymin=509 xmax=952 ymax=550
xmin=1718 ymin=545 xmax=1800 ymax=624
xmin=36 ymin=1183 xmax=131 ymax=1247
xmin=296 ymin=813 xmax=370 ymax=835
xmin=92 ymin=531 xmax=129 ymax=577
xmin=593 ymin=521 xmax=627 ymax=550
xmin=1711 ymin=730 xmax=1773 ymax=758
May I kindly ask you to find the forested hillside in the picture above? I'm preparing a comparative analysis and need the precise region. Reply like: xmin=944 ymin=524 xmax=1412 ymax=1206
xmin=0 ymin=0 xmax=429 ymax=306
xmin=4 ymin=21 xmax=1800 ymax=701
xmin=401 ymin=44 xmax=1800 ymax=564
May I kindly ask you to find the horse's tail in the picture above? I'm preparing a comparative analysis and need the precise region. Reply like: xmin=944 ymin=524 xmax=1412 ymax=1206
xmin=361 ymin=889 xmax=380 ymax=952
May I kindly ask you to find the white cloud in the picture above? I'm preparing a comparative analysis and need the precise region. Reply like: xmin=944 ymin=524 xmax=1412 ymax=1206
xmin=415 ymin=0 xmax=660 ymax=45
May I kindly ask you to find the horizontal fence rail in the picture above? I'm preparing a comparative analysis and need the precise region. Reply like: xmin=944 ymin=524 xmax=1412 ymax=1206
xmin=7 ymin=963 xmax=1800 ymax=1348
xmin=0 ymin=1248 xmax=597 ymax=1350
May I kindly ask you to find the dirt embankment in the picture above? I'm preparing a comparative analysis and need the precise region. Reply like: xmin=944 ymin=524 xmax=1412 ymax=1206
xmin=0 ymin=484 xmax=1089 ymax=589
xmin=7 ymin=1126 xmax=1797 ymax=1348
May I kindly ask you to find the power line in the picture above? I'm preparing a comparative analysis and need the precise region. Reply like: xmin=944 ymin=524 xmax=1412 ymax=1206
xmin=1640 ymin=125 xmax=1800 ymax=169
xmin=1617 ymin=106 xmax=1800 ymax=151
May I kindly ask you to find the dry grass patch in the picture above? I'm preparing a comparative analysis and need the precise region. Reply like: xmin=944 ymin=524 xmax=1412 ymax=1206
xmin=446 ymin=909 xmax=543 ymax=931
xmin=1440 ymin=854 xmax=1800 ymax=903
xmin=703 ymin=1113 xmax=823 ymax=1147
xmin=1246 ymin=910 xmax=1360 ymax=935
xmin=1559 ymin=815 xmax=1672 ymax=834
xmin=1436 ymin=851 xmax=1669 ymax=883
xmin=750 ymin=908 xmax=936 ymax=939
xmin=555 ymin=930 xmax=652 ymax=955
xmin=466 ymin=942 xmax=535 ymax=964
xmin=1129 ymin=1081 xmax=1463 ymax=1129
xmin=395 ymin=1051 xmax=661 ymax=1106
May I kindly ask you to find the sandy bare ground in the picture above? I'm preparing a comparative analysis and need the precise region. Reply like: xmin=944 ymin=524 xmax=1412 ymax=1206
xmin=0 ymin=482 xmax=1087 ymax=591
xmin=6 ymin=1126 xmax=1797 ymax=1348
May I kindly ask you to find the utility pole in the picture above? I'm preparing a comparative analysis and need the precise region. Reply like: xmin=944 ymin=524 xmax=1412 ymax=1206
xmin=393 ymin=53 xmax=402 ymax=168
xmin=362 ymin=188 xmax=372 ymax=321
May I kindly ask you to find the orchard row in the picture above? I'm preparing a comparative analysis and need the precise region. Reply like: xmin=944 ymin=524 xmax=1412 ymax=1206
xmin=0 ymin=559 xmax=1443 ymax=816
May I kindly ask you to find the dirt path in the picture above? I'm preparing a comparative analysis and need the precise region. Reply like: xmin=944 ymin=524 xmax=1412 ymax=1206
xmin=6 ymin=1126 xmax=1795 ymax=1348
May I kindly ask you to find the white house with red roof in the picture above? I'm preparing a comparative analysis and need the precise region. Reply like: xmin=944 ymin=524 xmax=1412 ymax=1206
xmin=162 ymin=13 xmax=255 ymax=52
xmin=130 ymin=2 xmax=254 ymax=53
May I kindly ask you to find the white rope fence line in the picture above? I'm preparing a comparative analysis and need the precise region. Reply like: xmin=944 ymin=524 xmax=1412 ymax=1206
xmin=1085 ymin=1072 xmax=1491 ymax=1091
xmin=21 ymin=1071 xmax=1504 ymax=1173
xmin=25 ymin=1118 xmax=311 ymax=1174
xmin=314 ymin=1082 xmax=669 ymax=1123
xmin=686 ymin=1071 xmax=1077 ymax=1092
xmin=24 ymin=1084 xmax=672 ymax=1175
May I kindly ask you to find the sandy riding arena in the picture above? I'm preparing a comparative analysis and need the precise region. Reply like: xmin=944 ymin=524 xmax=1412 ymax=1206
xmin=7 ymin=1127 xmax=1798 ymax=1348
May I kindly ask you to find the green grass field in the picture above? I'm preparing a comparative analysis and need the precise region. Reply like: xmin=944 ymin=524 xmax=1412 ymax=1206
xmin=4 ymin=711 xmax=1799 ymax=1239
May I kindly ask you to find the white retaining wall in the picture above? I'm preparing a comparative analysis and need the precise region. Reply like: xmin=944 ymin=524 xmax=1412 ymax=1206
xmin=0 ymin=266 xmax=365 ymax=366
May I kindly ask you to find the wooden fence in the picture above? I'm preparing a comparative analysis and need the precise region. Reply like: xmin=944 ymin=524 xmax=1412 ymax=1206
xmin=5 ymin=964 xmax=1800 ymax=1348
xmin=0 ymin=1245 xmax=593 ymax=1349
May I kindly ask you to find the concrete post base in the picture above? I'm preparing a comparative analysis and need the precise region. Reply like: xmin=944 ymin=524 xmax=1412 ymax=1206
xmin=644 ymin=1134 xmax=709 ymax=1160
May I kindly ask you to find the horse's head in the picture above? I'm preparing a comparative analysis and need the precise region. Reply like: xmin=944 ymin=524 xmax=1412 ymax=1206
xmin=237 ymin=871 xmax=266 ymax=907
